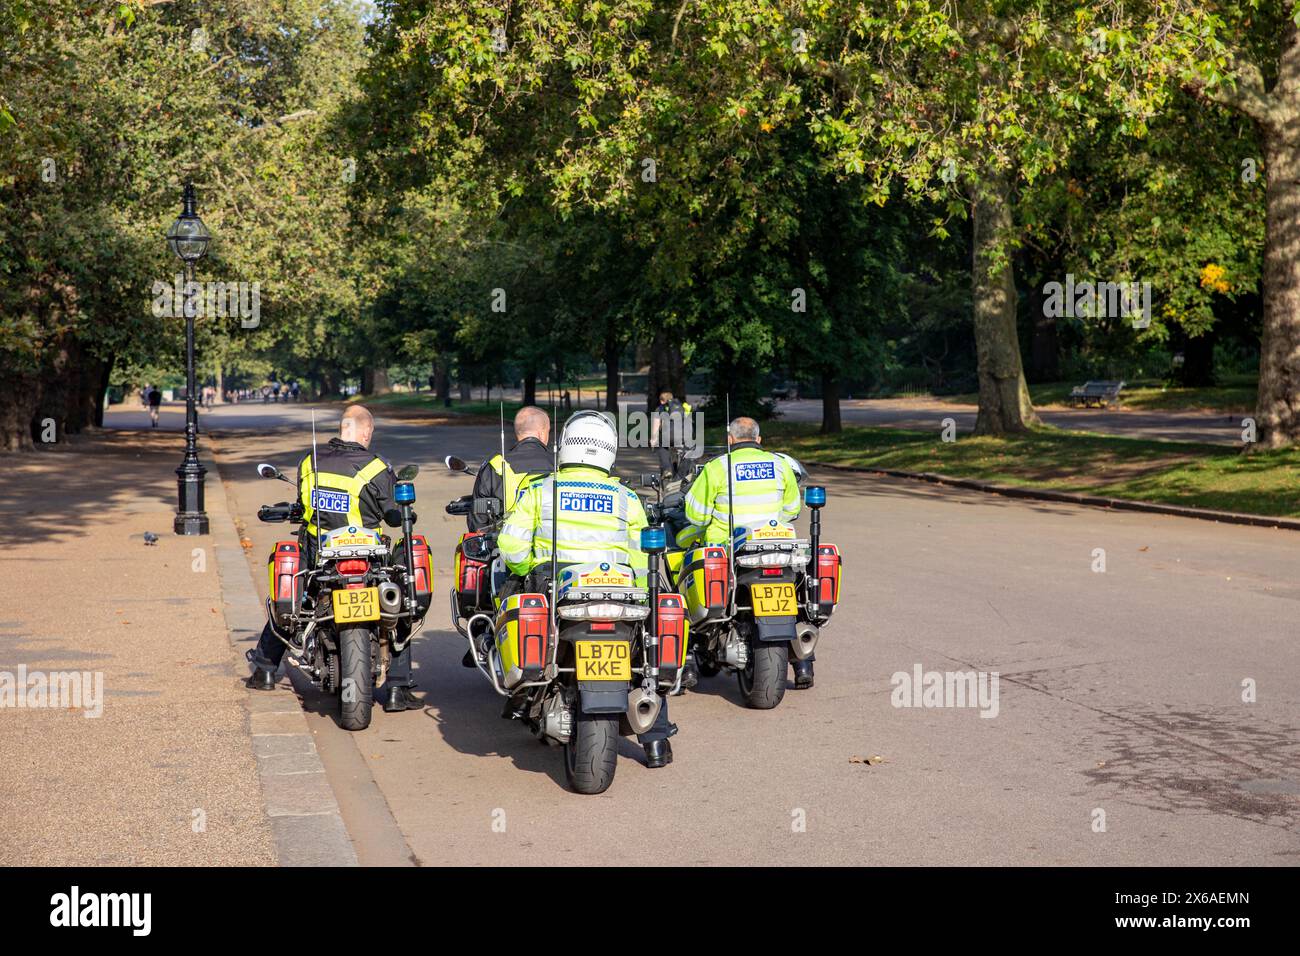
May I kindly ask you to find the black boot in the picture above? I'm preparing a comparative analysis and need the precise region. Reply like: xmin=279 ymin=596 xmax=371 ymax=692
xmin=643 ymin=739 xmax=673 ymax=768
xmin=461 ymin=648 xmax=476 ymax=668
xmin=246 ymin=666 xmax=277 ymax=691
xmin=792 ymin=659 xmax=814 ymax=690
xmin=383 ymin=685 xmax=420 ymax=713
xmin=501 ymin=694 xmax=527 ymax=720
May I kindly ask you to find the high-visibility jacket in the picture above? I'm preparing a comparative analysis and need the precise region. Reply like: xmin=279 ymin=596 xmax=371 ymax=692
xmin=678 ymin=441 xmax=800 ymax=547
xmin=469 ymin=437 xmax=553 ymax=531
xmin=499 ymin=465 xmax=649 ymax=585
xmin=298 ymin=438 xmax=395 ymax=537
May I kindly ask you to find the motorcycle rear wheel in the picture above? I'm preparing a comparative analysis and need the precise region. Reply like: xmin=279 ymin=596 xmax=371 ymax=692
xmin=338 ymin=626 xmax=374 ymax=731
xmin=564 ymin=711 xmax=619 ymax=794
xmin=738 ymin=640 xmax=788 ymax=710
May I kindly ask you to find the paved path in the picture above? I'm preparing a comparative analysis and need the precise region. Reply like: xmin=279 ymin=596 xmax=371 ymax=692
xmin=0 ymin=431 xmax=275 ymax=865
xmin=172 ymin=402 xmax=1300 ymax=865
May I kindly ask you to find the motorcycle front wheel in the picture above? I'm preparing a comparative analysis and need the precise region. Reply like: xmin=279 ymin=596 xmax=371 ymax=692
xmin=338 ymin=626 xmax=374 ymax=731
xmin=564 ymin=711 xmax=619 ymax=794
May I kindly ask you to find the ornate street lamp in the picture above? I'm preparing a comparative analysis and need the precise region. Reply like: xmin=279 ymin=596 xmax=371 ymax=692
xmin=166 ymin=182 xmax=212 ymax=535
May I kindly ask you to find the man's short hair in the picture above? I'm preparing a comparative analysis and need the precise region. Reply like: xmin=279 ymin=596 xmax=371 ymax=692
xmin=659 ymin=390 xmax=675 ymax=404
xmin=340 ymin=405 xmax=374 ymax=437
xmin=728 ymin=416 xmax=760 ymax=441
xmin=515 ymin=405 xmax=550 ymax=439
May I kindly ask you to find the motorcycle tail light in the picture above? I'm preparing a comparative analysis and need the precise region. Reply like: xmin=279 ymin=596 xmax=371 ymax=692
xmin=337 ymin=559 xmax=369 ymax=576
xmin=762 ymin=567 xmax=784 ymax=576
xmin=589 ymin=621 xmax=616 ymax=632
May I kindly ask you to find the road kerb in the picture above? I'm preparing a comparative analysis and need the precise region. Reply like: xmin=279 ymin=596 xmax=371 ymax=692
xmin=206 ymin=437 xmax=359 ymax=867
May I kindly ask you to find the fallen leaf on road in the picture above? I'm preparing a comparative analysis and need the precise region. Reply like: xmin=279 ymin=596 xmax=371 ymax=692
xmin=849 ymin=754 xmax=885 ymax=765
xmin=239 ymin=537 xmax=254 ymax=550
xmin=1138 ymin=546 xmax=1149 ymax=552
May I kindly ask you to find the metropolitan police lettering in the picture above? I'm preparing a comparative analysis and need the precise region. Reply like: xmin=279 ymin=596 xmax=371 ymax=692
xmin=559 ymin=491 xmax=615 ymax=514
xmin=312 ymin=488 xmax=351 ymax=512
xmin=734 ymin=460 xmax=776 ymax=481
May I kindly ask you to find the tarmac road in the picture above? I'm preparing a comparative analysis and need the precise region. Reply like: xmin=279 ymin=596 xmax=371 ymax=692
xmin=113 ymin=402 xmax=1300 ymax=865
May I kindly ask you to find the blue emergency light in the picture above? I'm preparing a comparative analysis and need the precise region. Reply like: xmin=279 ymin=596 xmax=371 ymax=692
xmin=394 ymin=482 xmax=416 ymax=504
xmin=805 ymin=485 xmax=826 ymax=508
xmin=640 ymin=526 xmax=667 ymax=553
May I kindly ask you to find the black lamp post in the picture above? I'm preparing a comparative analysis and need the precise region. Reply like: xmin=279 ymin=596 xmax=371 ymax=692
xmin=166 ymin=182 xmax=212 ymax=535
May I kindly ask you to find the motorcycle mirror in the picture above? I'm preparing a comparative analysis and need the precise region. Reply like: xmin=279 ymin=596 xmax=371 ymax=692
xmin=396 ymin=464 xmax=419 ymax=482
xmin=257 ymin=463 xmax=282 ymax=480
xmin=639 ymin=472 xmax=660 ymax=489
xmin=444 ymin=455 xmax=468 ymax=473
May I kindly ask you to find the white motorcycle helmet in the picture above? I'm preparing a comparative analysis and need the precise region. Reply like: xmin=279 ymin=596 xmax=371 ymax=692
xmin=558 ymin=410 xmax=619 ymax=471
xmin=775 ymin=451 xmax=807 ymax=488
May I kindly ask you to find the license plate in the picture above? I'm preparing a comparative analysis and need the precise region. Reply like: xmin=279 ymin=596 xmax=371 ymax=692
xmin=574 ymin=640 xmax=631 ymax=682
xmin=332 ymin=587 xmax=380 ymax=623
xmin=750 ymin=582 xmax=796 ymax=617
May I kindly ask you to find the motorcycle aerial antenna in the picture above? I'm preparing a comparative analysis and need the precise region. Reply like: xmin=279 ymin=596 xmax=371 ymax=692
xmin=549 ymin=402 xmax=559 ymax=666
xmin=311 ymin=406 xmax=321 ymax=558
xmin=499 ymin=400 xmax=507 ymax=517
xmin=725 ymin=392 xmax=735 ymax=616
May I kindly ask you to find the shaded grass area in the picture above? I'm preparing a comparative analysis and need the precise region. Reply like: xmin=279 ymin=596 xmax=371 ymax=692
xmin=935 ymin=376 xmax=1258 ymax=413
xmin=748 ymin=421 xmax=1300 ymax=518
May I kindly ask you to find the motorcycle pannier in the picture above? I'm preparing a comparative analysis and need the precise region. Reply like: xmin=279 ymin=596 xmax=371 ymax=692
xmin=494 ymin=593 xmax=549 ymax=689
xmin=453 ymin=532 xmax=489 ymax=617
xmin=655 ymin=593 xmax=689 ymax=682
xmin=682 ymin=546 xmax=730 ymax=624
xmin=403 ymin=534 xmax=433 ymax=615
xmin=814 ymin=543 xmax=841 ymax=612
xmin=267 ymin=540 xmax=301 ymax=627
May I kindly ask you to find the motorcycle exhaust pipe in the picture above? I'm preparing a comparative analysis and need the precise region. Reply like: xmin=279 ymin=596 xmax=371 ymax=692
xmin=627 ymin=686 xmax=662 ymax=736
xmin=792 ymin=623 xmax=819 ymax=661
xmin=378 ymin=583 xmax=403 ymax=616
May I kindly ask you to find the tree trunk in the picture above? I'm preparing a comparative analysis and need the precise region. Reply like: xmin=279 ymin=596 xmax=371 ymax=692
xmin=971 ymin=169 xmax=1037 ymax=434
xmin=363 ymin=366 xmax=390 ymax=396
xmin=604 ymin=323 xmax=620 ymax=411
xmin=32 ymin=335 xmax=76 ymax=443
xmin=1255 ymin=37 xmax=1300 ymax=447
xmin=433 ymin=359 xmax=450 ymax=406
xmin=523 ymin=369 xmax=537 ymax=406
xmin=0 ymin=368 xmax=42 ymax=451
xmin=820 ymin=370 xmax=842 ymax=434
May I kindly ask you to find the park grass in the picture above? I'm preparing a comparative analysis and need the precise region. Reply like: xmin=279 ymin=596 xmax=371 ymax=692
xmin=934 ymin=376 xmax=1258 ymax=413
xmin=743 ymin=421 xmax=1300 ymax=518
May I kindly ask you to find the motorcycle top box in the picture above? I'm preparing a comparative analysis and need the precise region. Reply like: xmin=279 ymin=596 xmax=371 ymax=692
xmin=493 ymin=592 xmax=550 ymax=689
xmin=397 ymin=533 xmax=434 ymax=614
xmin=681 ymin=546 xmax=731 ymax=624
xmin=452 ymin=530 xmax=490 ymax=615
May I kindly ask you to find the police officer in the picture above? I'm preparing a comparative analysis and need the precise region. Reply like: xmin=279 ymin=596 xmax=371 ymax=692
xmin=469 ymin=405 xmax=552 ymax=530
xmin=676 ymin=416 xmax=815 ymax=689
xmin=247 ymin=406 xmax=420 ymax=712
xmin=650 ymin=390 xmax=692 ymax=478
xmin=498 ymin=410 xmax=677 ymax=769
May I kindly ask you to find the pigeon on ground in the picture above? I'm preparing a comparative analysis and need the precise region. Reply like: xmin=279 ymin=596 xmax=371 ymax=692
xmin=143 ymin=532 xmax=159 ymax=546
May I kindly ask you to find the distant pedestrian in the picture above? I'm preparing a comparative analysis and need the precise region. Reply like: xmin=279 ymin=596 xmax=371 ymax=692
xmin=290 ymin=381 xmax=301 ymax=402
xmin=147 ymin=386 xmax=162 ymax=428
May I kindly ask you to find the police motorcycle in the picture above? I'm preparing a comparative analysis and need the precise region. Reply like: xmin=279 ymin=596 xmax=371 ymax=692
xmin=649 ymin=456 xmax=842 ymax=710
xmin=255 ymin=462 xmax=432 ymax=731
xmin=443 ymin=459 xmax=685 ymax=795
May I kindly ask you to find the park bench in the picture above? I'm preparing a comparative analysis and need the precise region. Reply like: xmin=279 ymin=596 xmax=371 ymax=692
xmin=1068 ymin=380 xmax=1125 ymax=409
